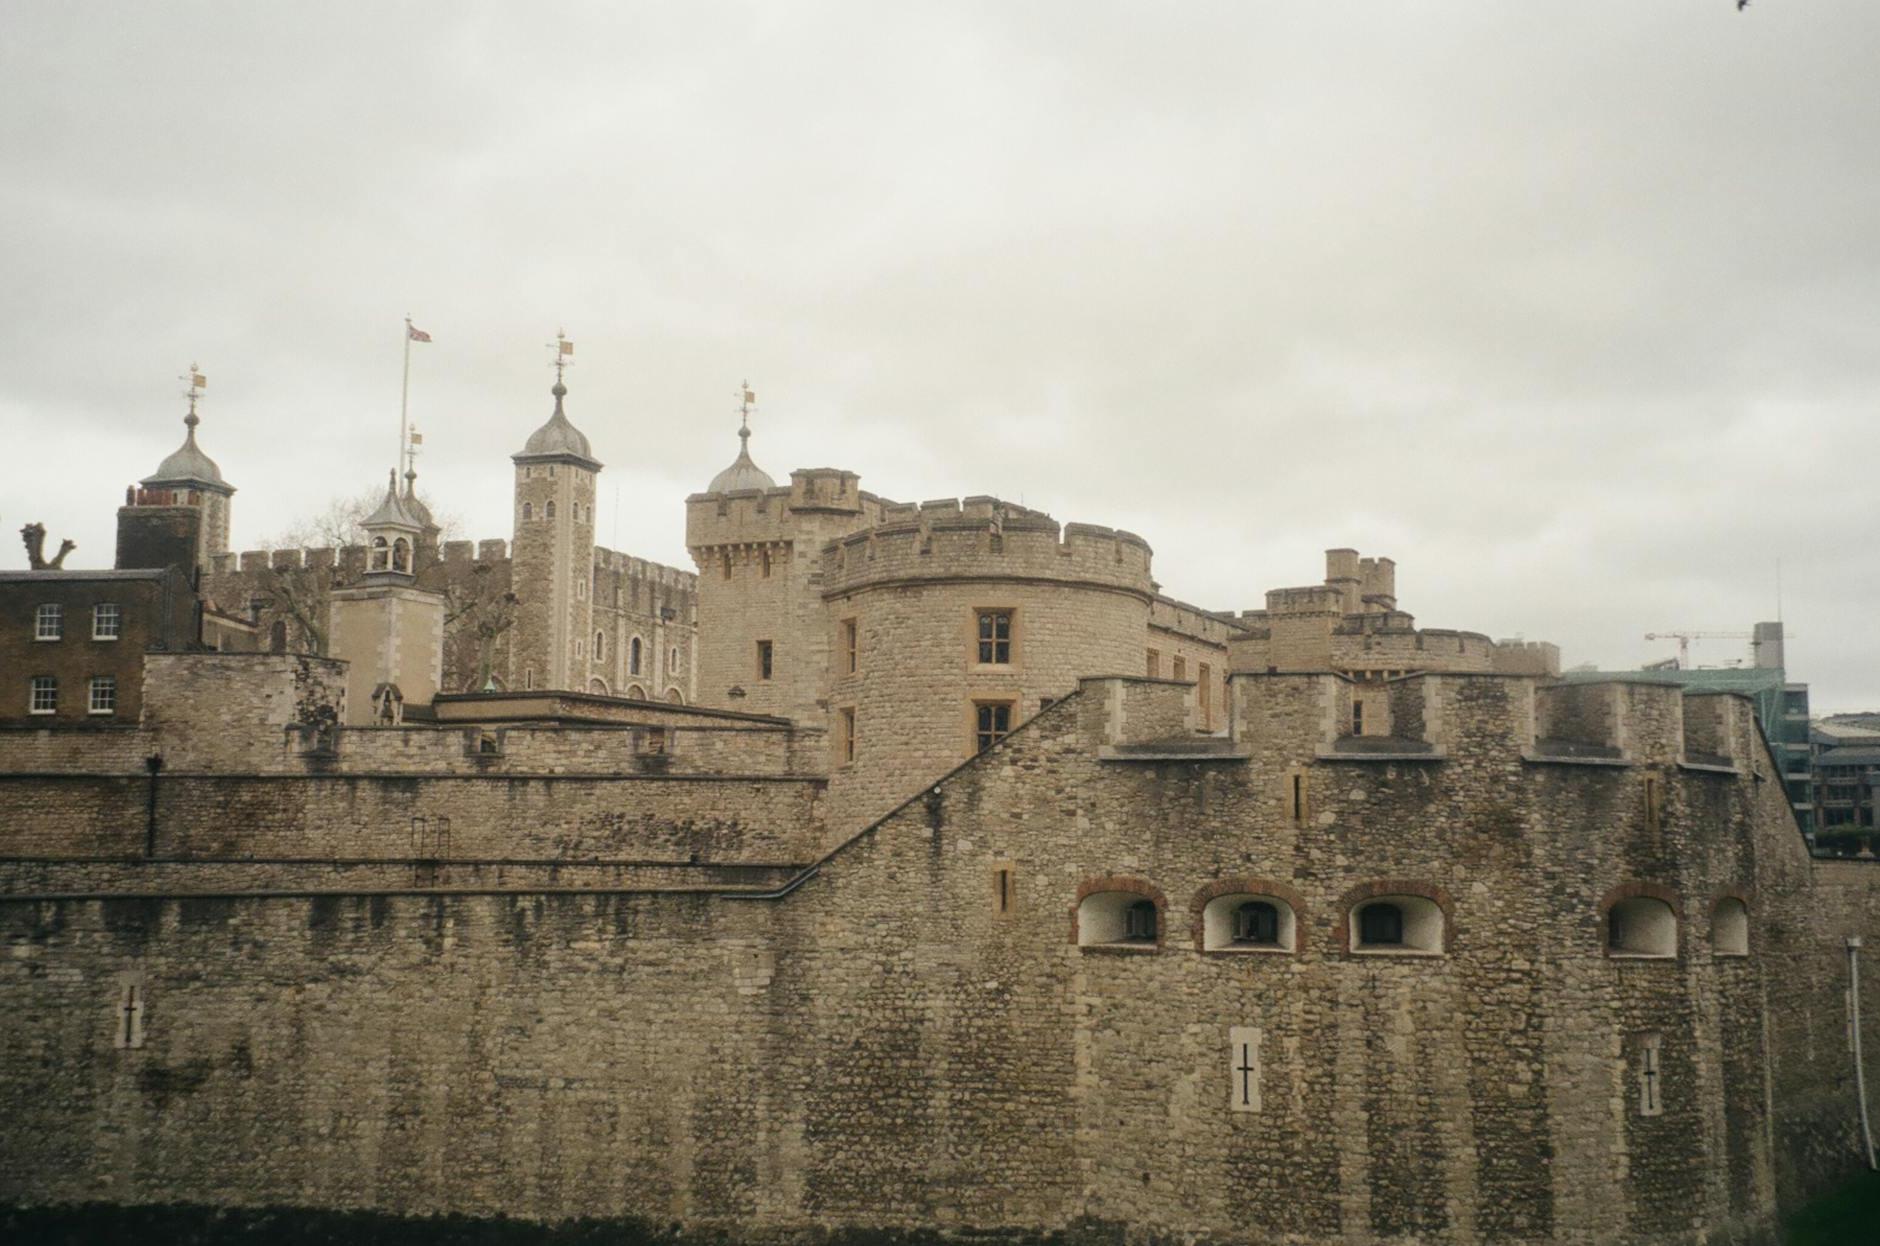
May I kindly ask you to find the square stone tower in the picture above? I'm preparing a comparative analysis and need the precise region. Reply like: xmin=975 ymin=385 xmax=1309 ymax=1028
xmin=508 ymin=379 xmax=601 ymax=692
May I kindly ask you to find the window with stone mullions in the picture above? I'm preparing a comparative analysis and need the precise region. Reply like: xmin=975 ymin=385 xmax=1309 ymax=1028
xmin=977 ymin=611 xmax=1012 ymax=664
xmin=975 ymin=701 xmax=1012 ymax=752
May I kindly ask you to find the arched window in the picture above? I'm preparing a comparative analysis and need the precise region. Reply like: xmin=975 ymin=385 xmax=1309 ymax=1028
xmin=1075 ymin=881 xmax=1164 ymax=949
xmin=587 ymin=677 xmax=609 ymax=696
xmin=1607 ymin=895 xmax=1678 ymax=959
xmin=1360 ymin=903 xmax=1403 ymax=946
xmin=664 ymin=687 xmax=684 ymax=705
xmin=1347 ymin=891 xmax=1446 ymax=955
xmin=625 ymin=684 xmax=647 ymax=700
xmin=594 ymin=631 xmax=605 ymax=662
xmin=1198 ymin=886 xmax=1300 ymax=953
xmin=370 ymin=535 xmax=390 ymax=571
xmin=546 ymin=500 xmax=556 ymax=519
xmin=1711 ymin=896 xmax=1749 ymax=957
xmin=392 ymin=538 xmax=410 ymax=572
xmin=522 ymin=502 xmax=533 ymax=520
xmin=629 ymin=636 xmax=643 ymax=676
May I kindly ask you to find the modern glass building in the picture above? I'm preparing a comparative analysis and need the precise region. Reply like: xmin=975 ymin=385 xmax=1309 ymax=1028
xmin=1561 ymin=622 xmax=1813 ymax=838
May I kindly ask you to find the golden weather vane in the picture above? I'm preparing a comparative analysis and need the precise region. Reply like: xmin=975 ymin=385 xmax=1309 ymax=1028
xmin=735 ymin=379 xmax=756 ymax=436
xmin=549 ymin=329 xmax=574 ymax=384
xmin=178 ymin=363 xmax=207 ymax=420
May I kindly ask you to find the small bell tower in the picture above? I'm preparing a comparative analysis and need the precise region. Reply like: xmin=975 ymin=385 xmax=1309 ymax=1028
xmin=360 ymin=469 xmax=423 ymax=581
xmin=329 ymin=471 xmax=446 ymax=724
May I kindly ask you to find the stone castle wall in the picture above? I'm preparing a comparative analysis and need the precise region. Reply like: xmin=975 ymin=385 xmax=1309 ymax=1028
xmin=201 ymin=534 xmax=697 ymax=701
xmin=1 ymin=675 xmax=1871 ymax=1242
xmin=1147 ymin=596 xmax=1236 ymax=731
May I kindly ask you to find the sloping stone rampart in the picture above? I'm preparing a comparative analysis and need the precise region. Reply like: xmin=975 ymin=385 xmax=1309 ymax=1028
xmin=1 ymin=676 xmax=1873 ymax=1244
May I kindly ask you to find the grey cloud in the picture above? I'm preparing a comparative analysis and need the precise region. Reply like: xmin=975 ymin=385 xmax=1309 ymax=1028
xmin=2 ymin=1 xmax=1875 ymax=707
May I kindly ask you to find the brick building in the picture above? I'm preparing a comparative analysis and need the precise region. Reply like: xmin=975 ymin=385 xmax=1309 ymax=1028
xmin=0 ymin=567 xmax=195 ymax=725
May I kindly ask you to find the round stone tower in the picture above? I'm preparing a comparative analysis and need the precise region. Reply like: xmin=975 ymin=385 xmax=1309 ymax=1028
xmin=821 ymin=497 xmax=1155 ymax=827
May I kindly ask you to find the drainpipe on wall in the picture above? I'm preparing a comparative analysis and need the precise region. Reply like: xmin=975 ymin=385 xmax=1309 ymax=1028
xmin=1852 ymin=936 xmax=1878 ymax=1171
xmin=143 ymin=753 xmax=163 ymax=859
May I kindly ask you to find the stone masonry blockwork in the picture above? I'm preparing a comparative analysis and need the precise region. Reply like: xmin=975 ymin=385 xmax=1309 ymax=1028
xmin=2 ymin=674 xmax=1876 ymax=1245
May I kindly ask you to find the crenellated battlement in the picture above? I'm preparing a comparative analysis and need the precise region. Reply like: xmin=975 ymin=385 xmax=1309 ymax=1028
xmin=1149 ymin=596 xmax=1246 ymax=645
xmin=1490 ymin=638 xmax=1562 ymax=676
xmin=592 ymin=545 xmax=698 ymax=591
xmin=1221 ymin=670 xmax=1761 ymax=772
xmin=1259 ymin=585 xmax=1346 ymax=617
xmin=216 ymin=537 xmax=697 ymax=589
xmin=819 ymin=497 xmax=1154 ymax=597
xmin=685 ymin=474 xmax=891 ymax=553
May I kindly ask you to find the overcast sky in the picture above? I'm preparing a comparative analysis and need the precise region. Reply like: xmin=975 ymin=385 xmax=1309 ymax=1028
xmin=3 ymin=3 xmax=1876 ymax=709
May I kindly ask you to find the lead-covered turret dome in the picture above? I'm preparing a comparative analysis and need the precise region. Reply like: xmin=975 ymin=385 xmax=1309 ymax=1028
xmin=143 ymin=409 xmax=230 ymax=491
xmin=512 ymin=381 xmax=602 ymax=470
xmin=707 ymin=423 xmax=775 ymax=493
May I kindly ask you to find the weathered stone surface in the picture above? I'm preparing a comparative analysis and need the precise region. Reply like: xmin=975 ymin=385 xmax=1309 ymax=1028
xmin=1 ymin=671 xmax=1873 ymax=1245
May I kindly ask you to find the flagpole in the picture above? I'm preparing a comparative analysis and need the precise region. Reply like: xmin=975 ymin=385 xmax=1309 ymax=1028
xmin=400 ymin=315 xmax=413 ymax=476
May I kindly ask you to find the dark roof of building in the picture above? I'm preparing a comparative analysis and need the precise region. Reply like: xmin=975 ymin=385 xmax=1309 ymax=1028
xmin=1817 ymin=747 xmax=1880 ymax=768
xmin=1561 ymin=667 xmax=1783 ymax=692
xmin=0 ymin=569 xmax=172 ymax=582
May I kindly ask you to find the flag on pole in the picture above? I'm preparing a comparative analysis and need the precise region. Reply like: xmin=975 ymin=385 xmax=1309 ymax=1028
xmin=408 ymin=324 xmax=432 ymax=343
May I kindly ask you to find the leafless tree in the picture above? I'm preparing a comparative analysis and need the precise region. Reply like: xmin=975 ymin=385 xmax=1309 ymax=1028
xmin=251 ymin=484 xmax=456 ymax=655
xmin=444 ymin=564 xmax=521 ymax=690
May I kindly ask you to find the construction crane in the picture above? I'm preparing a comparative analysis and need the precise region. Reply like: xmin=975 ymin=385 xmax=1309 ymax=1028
xmin=1644 ymin=630 xmax=1752 ymax=669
